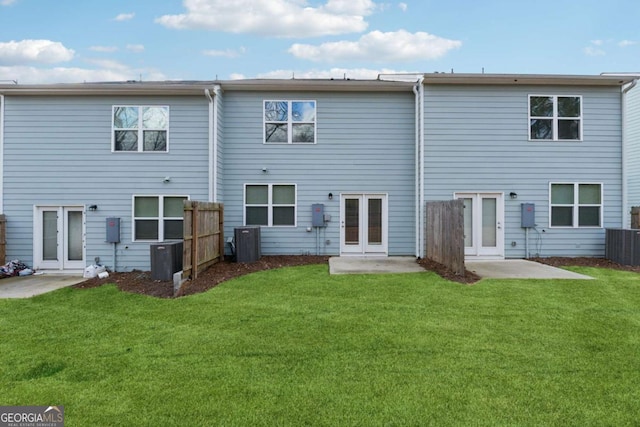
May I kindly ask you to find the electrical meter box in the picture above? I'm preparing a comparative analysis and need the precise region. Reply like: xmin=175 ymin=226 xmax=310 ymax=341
xmin=106 ymin=217 xmax=121 ymax=243
xmin=312 ymin=204 xmax=325 ymax=227
xmin=521 ymin=203 xmax=535 ymax=228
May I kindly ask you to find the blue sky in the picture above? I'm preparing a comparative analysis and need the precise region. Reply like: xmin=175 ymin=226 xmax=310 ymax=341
xmin=0 ymin=0 xmax=638 ymax=84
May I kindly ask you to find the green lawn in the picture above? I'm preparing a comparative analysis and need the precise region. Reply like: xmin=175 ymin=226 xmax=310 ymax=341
xmin=1 ymin=265 xmax=639 ymax=426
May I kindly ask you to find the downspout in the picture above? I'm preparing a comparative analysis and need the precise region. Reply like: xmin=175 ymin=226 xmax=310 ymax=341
xmin=419 ymin=78 xmax=425 ymax=258
xmin=621 ymin=79 xmax=638 ymax=227
xmin=0 ymin=94 xmax=4 ymax=214
xmin=413 ymin=83 xmax=420 ymax=257
xmin=212 ymin=84 xmax=222 ymax=202
xmin=413 ymin=77 xmax=425 ymax=258
xmin=205 ymin=88 xmax=216 ymax=202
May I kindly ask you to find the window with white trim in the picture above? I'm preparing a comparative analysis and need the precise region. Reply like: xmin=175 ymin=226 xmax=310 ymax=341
xmin=133 ymin=195 xmax=188 ymax=241
xmin=529 ymin=95 xmax=582 ymax=141
xmin=264 ymin=100 xmax=316 ymax=144
xmin=550 ymin=183 xmax=602 ymax=227
xmin=244 ymin=184 xmax=296 ymax=226
xmin=113 ymin=106 xmax=169 ymax=152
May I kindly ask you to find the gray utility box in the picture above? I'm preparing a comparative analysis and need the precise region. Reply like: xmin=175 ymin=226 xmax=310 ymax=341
xmin=234 ymin=226 xmax=261 ymax=263
xmin=150 ymin=240 xmax=183 ymax=281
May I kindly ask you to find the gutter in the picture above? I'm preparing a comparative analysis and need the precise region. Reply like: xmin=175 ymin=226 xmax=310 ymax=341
xmin=621 ymin=78 xmax=638 ymax=227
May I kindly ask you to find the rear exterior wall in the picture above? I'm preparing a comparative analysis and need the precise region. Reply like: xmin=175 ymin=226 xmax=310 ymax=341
xmin=423 ymin=84 xmax=623 ymax=257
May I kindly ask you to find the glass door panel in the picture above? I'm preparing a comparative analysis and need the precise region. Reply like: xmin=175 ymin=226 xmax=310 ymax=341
xmin=67 ymin=210 xmax=83 ymax=261
xmin=345 ymin=198 xmax=360 ymax=245
xmin=481 ymin=197 xmax=497 ymax=247
xmin=367 ymin=198 xmax=382 ymax=245
xmin=42 ymin=211 xmax=58 ymax=261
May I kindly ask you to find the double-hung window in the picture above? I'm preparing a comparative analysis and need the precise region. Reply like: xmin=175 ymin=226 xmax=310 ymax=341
xmin=550 ymin=183 xmax=602 ymax=227
xmin=244 ymin=184 xmax=296 ymax=226
xmin=113 ymin=106 xmax=169 ymax=152
xmin=264 ymin=101 xmax=316 ymax=144
xmin=529 ymin=95 xmax=582 ymax=141
xmin=133 ymin=195 xmax=188 ymax=241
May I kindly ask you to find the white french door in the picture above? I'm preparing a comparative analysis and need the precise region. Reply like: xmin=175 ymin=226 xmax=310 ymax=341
xmin=34 ymin=206 xmax=85 ymax=270
xmin=340 ymin=194 xmax=388 ymax=255
xmin=454 ymin=193 xmax=504 ymax=258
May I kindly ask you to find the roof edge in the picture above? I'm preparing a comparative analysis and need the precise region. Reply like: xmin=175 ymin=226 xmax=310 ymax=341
xmin=421 ymin=73 xmax=635 ymax=86
xmin=0 ymin=79 xmax=415 ymax=95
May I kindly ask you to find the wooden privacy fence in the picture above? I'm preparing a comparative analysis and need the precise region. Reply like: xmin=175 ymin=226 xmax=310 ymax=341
xmin=183 ymin=201 xmax=224 ymax=279
xmin=425 ymin=200 xmax=465 ymax=276
xmin=605 ymin=228 xmax=640 ymax=266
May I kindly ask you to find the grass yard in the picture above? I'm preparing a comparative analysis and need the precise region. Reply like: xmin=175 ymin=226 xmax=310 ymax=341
xmin=1 ymin=265 xmax=639 ymax=426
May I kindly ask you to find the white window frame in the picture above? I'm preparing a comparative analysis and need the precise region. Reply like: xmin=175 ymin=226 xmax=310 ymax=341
xmin=132 ymin=195 xmax=189 ymax=241
xmin=263 ymin=100 xmax=316 ymax=144
xmin=549 ymin=182 xmax=603 ymax=228
xmin=243 ymin=184 xmax=297 ymax=227
xmin=528 ymin=95 xmax=583 ymax=141
xmin=112 ymin=105 xmax=170 ymax=152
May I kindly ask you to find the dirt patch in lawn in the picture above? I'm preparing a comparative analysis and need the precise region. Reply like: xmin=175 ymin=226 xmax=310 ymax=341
xmin=75 ymin=256 xmax=330 ymax=298
xmin=74 ymin=256 xmax=633 ymax=299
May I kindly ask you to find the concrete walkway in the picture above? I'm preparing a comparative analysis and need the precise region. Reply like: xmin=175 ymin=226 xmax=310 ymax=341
xmin=466 ymin=259 xmax=593 ymax=280
xmin=329 ymin=256 xmax=593 ymax=280
xmin=329 ymin=256 xmax=425 ymax=275
xmin=0 ymin=274 xmax=85 ymax=299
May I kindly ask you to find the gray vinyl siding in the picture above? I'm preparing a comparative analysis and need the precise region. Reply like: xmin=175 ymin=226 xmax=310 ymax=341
xmin=223 ymin=90 xmax=416 ymax=256
xmin=626 ymin=84 xmax=640 ymax=215
xmin=424 ymin=84 xmax=623 ymax=257
xmin=2 ymin=95 xmax=209 ymax=271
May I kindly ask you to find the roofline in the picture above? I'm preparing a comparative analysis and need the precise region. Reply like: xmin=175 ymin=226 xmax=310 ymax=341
xmin=217 ymin=78 xmax=415 ymax=92
xmin=421 ymin=73 xmax=636 ymax=86
xmin=0 ymin=78 xmax=415 ymax=95
xmin=0 ymin=82 xmax=217 ymax=96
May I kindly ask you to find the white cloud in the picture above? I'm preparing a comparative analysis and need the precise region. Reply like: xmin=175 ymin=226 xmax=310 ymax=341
xmin=89 ymin=45 xmax=118 ymax=52
xmin=126 ymin=44 xmax=145 ymax=53
xmin=0 ymin=39 xmax=75 ymax=65
xmin=590 ymin=39 xmax=604 ymax=46
xmin=155 ymin=0 xmax=374 ymax=37
xmin=288 ymin=30 xmax=461 ymax=62
xmin=0 ymin=60 xmax=167 ymax=84
xmin=0 ymin=0 xmax=17 ymax=5
xmin=619 ymin=40 xmax=637 ymax=47
xmin=114 ymin=13 xmax=135 ymax=21
xmin=583 ymin=46 xmax=605 ymax=56
xmin=254 ymin=67 xmax=417 ymax=80
xmin=229 ymin=73 xmax=246 ymax=80
xmin=398 ymin=2 xmax=407 ymax=11
xmin=203 ymin=47 xmax=246 ymax=58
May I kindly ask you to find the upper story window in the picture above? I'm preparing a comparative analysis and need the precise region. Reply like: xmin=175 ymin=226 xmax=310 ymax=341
xmin=133 ymin=195 xmax=187 ymax=241
xmin=113 ymin=106 xmax=169 ymax=152
xmin=264 ymin=100 xmax=316 ymax=144
xmin=529 ymin=95 xmax=582 ymax=141
xmin=550 ymin=183 xmax=602 ymax=228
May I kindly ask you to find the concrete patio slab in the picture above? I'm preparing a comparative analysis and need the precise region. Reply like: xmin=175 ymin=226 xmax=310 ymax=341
xmin=329 ymin=256 xmax=424 ymax=275
xmin=0 ymin=274 xmax=85 ymax=299
xmin=465 ymin=259 xmax=593 ymax=280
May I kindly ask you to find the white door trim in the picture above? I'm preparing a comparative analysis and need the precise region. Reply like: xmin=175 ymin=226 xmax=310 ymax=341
xmin=454 ymin=192 xmax=505 ymax=258
xmin=339 ymin=193 xmax=388 ymax=256
xmin=33 ymin=205 xmax=86 ymax=271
